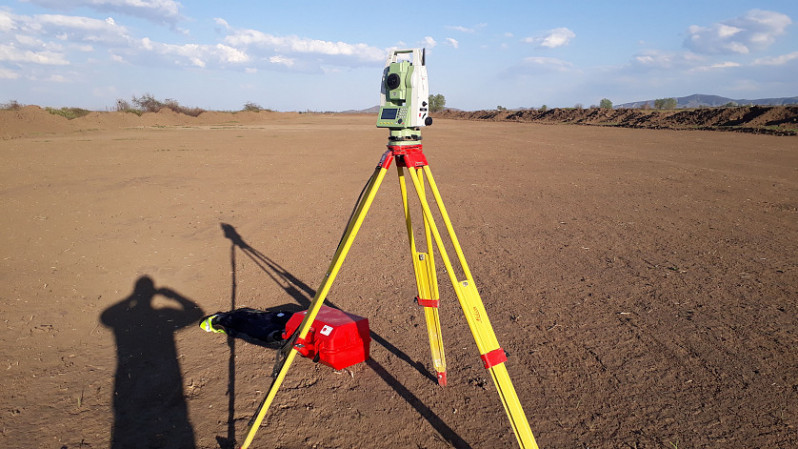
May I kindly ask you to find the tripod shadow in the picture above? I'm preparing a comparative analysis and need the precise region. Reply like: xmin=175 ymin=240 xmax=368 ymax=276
xmin=219 ymin=223 xmax=470 ymax=448
xmin=100 ymin=276 xmax=204 ymax=449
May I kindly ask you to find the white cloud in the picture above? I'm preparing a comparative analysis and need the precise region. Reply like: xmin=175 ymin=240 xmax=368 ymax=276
xmin=224 ymin=28 xmax=385 ymax=64
xmin=135 ymin=38 xmax=251 ymax=68
xmin=0 ymin=43 xmax=70 ymax=64
xmin=47 ymin=73 xmax=68 ymax=82
xmin=523 ymin=27 xmax=575 ymax=48
xmin=0 ymin=11 xmax=15 ymax=32
xmin=214 ymin=18 xmax=231 ymax=30
xmin=15 ymin=34 xmax=45 ymax=47
xmin=522 ymin=56 xmax=573 ymax=71
xmin=632 ymin=49 xmax=704 ymax=69
xmin=447 ymin=25 xmax=474 ymax=33
xmin=711 ymin=61 xmax=741 ymax=69
xmin=38 ymin=14 xmax=127 ymax=35
xmin=684 ymin=9 xmax=792 ymax=54
xmin=0 ymin=68 xmax=20 ymax=79
xmin=690 ymin=61 xmax=742 ymax=72
xmin=1 ymin=9 xmax=385 ymax=78
xmin=716 ymin=24 xmax=742 ymax=38
xmin=7 ymin=13 xmax=132 ymax=45
xmin=423 ymin=36 xmax=437 ymax=48
xmin=753 ymin=51 xmax=798 ymax=66
xmin=445 ymin=38 xmax=459 ymax=49
xmin=4 ymin=10 xmax=128 ymax=47
xmin=215 ymin=44 xmax=248 ymax=63
xmin=23 ymin=0 xmax=182 ymax=25
xmin=269 ymin=55 xmax=294 ymax=67
xmin=445 ymin=23 xmax=486 ymax=34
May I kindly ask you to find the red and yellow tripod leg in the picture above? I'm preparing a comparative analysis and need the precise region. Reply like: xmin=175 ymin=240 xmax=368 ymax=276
xmin=405 ymin=166 xmax=539 ymax=449
xmin=239 ymin=163 xmax=391 ymax=449
xmin=398 ymin=166 xmax=447 ymax=385
xmin=457 ymin=281 xmax=539 ymax=449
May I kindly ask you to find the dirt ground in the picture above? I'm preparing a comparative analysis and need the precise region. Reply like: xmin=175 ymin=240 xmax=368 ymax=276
xmin=1 ymin=109 xmax=796 ymax=449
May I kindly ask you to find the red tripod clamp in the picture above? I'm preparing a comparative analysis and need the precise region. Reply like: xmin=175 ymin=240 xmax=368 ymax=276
xmin=379 ymin=144 xmax=428 ymax=169
xmin=415 ymin=296 xmax=440 ymax=308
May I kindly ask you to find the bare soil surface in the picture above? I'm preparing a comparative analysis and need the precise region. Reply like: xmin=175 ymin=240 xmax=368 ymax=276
xmin=438 ymin=105 xmax=798 ymax=136
xmin=1 ymin=109 xmax=796 ymax=449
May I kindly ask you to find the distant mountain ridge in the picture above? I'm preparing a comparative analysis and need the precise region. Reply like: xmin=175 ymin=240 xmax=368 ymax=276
xmin=618 ymin=94 xmax=798 ymax=109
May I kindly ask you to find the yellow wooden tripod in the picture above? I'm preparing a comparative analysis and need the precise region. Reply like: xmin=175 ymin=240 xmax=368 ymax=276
xmin=240 ymin=141 xmax=539 ymax=449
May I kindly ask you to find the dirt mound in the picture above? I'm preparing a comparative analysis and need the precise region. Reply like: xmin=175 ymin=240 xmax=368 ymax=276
xmin=437 ymin=106 xmax=798 ymax=135
xmin=0 ymin=107 xmax=300 ymax=140
xmin=0 ymin=105 xmax=76 ymax=139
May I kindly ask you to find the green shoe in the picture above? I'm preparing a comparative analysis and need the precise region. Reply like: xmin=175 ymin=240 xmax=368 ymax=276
xmin=199 ymin=314 xmax=227 ymax=334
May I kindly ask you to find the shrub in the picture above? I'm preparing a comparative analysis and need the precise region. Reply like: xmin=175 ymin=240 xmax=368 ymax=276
xmin=126 ymin=94 xmax=204 ymax=116
xmin=45 ymin=107 xmax=91 ymax=120
xmin=599 ymin=98 xmax=613 ymax=109
xmin=162 ymin=98 xmax=203 ymax=117
xmin=116 ymin=99 xmax=131 ymax=111
xmin=243 ymin=102 xmax=263 ymax=112
xmin=1 ymin=100 xmax=22 ymax=110
xmin=132 ymin=93 xmax=163 ymax=113
xmin=115 ymin=99 xmax=143 ymax=116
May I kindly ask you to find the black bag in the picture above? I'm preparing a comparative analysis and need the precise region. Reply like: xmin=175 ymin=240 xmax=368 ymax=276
xmin=200 ymin=308 xmax=293 ymax=348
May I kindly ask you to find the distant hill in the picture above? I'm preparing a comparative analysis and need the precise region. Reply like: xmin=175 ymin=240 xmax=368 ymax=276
xmin=340 ymin=105 xmax=380 ymax=114
xmin=617 ymin=94 xmax=798 ymax=109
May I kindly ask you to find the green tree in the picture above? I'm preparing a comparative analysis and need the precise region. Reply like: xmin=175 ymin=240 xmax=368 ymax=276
xmin=599 ymin=98 xmax=613 ymax=109
xmin=666 ymin=98 xmax=678 ymax=109
xmin=654 ymin=98 xmax=678 ymax=110
xmin=428 ymin=94 xmax=446 ymax=112
xmin=540 ymin=104 xmax=548 ymax=112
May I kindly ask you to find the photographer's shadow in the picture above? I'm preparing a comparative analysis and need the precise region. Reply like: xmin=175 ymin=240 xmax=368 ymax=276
xmin=101 ymin=276 xmax=204 ymax=449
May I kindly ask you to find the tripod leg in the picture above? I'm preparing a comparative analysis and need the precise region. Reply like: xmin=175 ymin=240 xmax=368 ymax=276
xmin=398 ymin=166 xmax=447 ymax=385
xmin=405 ymin=166 xmax=539 ymax=449
xmin=239 ymin=163 xmax=391 ymax=449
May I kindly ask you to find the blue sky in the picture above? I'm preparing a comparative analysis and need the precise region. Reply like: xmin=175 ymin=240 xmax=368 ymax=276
xmin=1 ymin=1 xmax=796 ymax=111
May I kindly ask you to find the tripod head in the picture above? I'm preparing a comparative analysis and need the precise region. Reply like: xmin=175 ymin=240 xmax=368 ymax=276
xmin=376 ymin=48 xmax=433 ymax=142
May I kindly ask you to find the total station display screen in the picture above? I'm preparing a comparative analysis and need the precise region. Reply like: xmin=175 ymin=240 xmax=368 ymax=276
xmin=380 ymin=108 xmax=398 ymax=120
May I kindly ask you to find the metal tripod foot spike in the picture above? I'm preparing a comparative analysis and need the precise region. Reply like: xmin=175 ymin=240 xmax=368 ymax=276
xmin=239 ymin=141 xmax=539 ymax=449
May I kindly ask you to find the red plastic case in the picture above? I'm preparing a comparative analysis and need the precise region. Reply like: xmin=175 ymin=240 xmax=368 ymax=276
xmin=282 ymin=306 xmax=370 ymax=370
